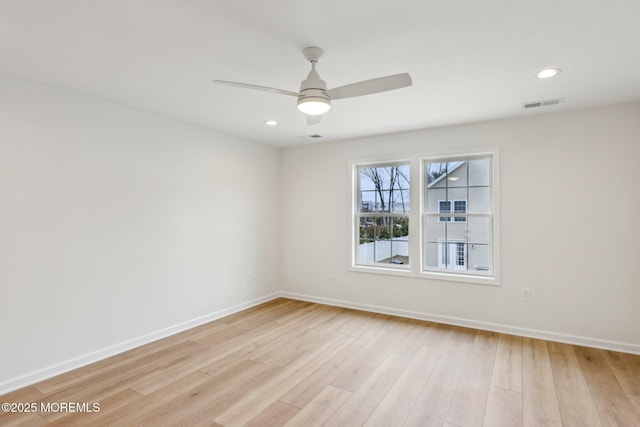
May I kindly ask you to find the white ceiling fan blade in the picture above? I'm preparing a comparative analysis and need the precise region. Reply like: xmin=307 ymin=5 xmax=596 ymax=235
xmin=212 ymin=80 xmax=298 ymax=97
xmin=327 ymin=73 xmax=412 ymax=100
xmin=306 ymin=114 xmax=322 ymax=126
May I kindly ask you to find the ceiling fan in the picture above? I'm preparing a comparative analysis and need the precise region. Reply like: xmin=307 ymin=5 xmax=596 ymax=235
xmin=213 ymin=47 xmax=412 ymax=125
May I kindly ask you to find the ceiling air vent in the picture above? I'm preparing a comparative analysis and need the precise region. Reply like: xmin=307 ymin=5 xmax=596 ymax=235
xmin=523 ymin=98 xmax=564 ymax=109
xmin=299 ymin=134 xmax=323 ymax=142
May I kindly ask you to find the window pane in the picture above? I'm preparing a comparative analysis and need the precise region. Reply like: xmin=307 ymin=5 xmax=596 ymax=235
xmin=426 ymin=161 xmax=466 ymax=186
xmin=391 ymin=189 xmax=410 ymax=213
xmin=446 ymin=161 xmax=466 ymax=188
xmin=356 ymin=215 xmax=409 ymax=266
xmin=426 ymin=162 xmax=448 ymax=186
xmin=468 ymin=158 xmax=490 ymax=187
xmin=427 ymin=188 xmax=446 ymax=213
xmin=468 ymin=187 xmax=490 ymax=213
xmin=360 ymin=191 xmax=375 ymax=212
xmin=423 ymin=242 xmax=440 ymax=269
xmin=446 ymin=220 xmax=468 ymax=241
xmin=424 ymin=215 xmax=446 ymax=242
xmin=359 ymin=216 xmax=376 ymax=239
xmin=468 ymin=243 xmax=491 ymax=273
xmin=447 ymin=187 xmax=466 ymax=201
xmin=359 ymin=164 xmax=410 ymax=214
xmin=378 ymin=190 xmax=391 ymax=212
xmin=467 ymin=216 xmax=491 ymax=245
xmin=391 ymin=216 xmax=409 ymax=240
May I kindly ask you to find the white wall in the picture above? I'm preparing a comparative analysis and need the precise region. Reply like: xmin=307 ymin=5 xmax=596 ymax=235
xmin=280 ymin=102 xmax=640 ymax=347
xmin=0 ymin=72 xmax=280 ymax=387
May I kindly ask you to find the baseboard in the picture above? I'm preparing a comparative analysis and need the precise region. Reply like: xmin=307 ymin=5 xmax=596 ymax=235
xmin=0 ymin=292 xmax=281 ymax=396
xmin=280 ymin=291 xmax=640 ymax=355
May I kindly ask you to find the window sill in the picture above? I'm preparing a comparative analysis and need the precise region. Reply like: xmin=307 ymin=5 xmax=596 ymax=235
xmin=420 ymin=270 xmax=500 ymax=286
xmin=349 ymin=264 xmax=413 ymax=278
xmin=349 ymin=264 xmax=500 ymax=286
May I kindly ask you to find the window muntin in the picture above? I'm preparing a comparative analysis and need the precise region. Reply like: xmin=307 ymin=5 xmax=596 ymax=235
xmin=355 ymin=163 xmax=410 ymax=267
xmin=424 ymin=156 xmax=493 ymax=276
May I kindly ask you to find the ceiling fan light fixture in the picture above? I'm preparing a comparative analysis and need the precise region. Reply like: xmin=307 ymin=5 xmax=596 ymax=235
xmin=297 ymin=97 xmax=331 ymax=115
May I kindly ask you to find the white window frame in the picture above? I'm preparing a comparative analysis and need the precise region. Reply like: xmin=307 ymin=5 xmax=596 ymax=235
xmin=349 ymin=147 xmax=499 ymax=285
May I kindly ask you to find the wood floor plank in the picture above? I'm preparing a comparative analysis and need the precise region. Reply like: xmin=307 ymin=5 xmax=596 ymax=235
xmin=48 ymin=388 xmax=141 ymax=426
xmin=307 ymin=305 xmax=357 ymax=336
xmin=278 ymin=339 xmax=365 ymax=408
xmin=548 ymin=352 xmax=601 ymax=427
xmin=129 ymin=359 xmax=271 ymax=426
xmin=629 ymin=394 xmax=640 ymax=419
xmin=574 ymin=346 xmax=640 ymax=426
xmin=329 ymin=315 xmax=410 ymax=392
xmin=283 ymin=385 xmax=352 ymax=427
xmin=491 ymin=334 xmax=523 ymax=393
xmin=445 ymin=330 xmax=499 ymax=427
xmin=35 ymin=340 xmax=204 ymax=422
xmin=483 ymin=386 xmax=522 ymax=427
xmin=392 ymin=319 xmax=434 ymax=356
xmin=0 ymin=386 xmax=45 ymax=402
xmin=336 ymin=310 xmax=377 ymax=337
xmin=522 ymin=338 xmax=563 ymax=427
xmin=0 ymin=387 xmax=47 ymax=427
xmin=78 ymin=371 xmax=215 ymax=426
xmin=32 ymin=332 xmax=206 ymax=395
xmin=244 ymin=400 xmax=300 ymax=427
xmin=323 ymin=352 xmax=411 ymax=427
xmin=547 ymin=341 xmax=576 ymax=356
xmin=128 ymin=342 xmax=231 ymax=395
xmin=403 ymin=326 xmax=476 ymax=427
xmin=0 ymin=412 xmax=47 ymax=427
xmin=363 ymin=345 xmax=440 ymax=427
xmin=213 ymin=335 xmax=355 ymax=427
xmin=604 ymin=350 xmax=640 ymax=396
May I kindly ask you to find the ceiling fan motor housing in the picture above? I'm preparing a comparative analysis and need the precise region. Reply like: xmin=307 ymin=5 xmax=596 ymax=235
xmin=297 ymin=68 xmax=331 ymax=114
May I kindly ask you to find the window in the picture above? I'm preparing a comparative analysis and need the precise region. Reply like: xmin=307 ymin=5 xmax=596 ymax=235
xmin=438 ymin=200 xmax=450 ymax=222
xmin=438 ymin=200 xmax=467 ymax=222
xmin=453 ymin=200 xmax=467 ymax=222
xmin=355 ymin=162 xmax=410 ymax=267
xmin=350 ymin=148 xmax=498 ymax=284
xmin=424 ymin=156 xmax=494 ymax=277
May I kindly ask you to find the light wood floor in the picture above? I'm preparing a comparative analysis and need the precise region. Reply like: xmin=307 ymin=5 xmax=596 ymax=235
xmin=1 ymin=298 xmax=639 ymax=426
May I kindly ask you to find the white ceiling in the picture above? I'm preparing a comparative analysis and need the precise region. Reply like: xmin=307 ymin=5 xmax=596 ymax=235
xmin=1 ymin=1 xmax=639 ymax=147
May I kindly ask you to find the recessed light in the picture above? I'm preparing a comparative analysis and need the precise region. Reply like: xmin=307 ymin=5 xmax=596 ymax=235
xmin=537 ymin=68 xmax=562 ymax=79
xmin=264 ymin=120 xmax=278 ymax=126
xmin=448 ymin=177 xmax=459 ymax=181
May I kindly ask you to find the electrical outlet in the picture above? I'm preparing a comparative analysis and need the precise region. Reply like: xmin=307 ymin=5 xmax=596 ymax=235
xmin=247 ymin=271 xmax=254 ymax=282
xmin=521 ymin=288 xmax=530 ymax=301
xmin=328 ymin=269 xmax=336 ymax=279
